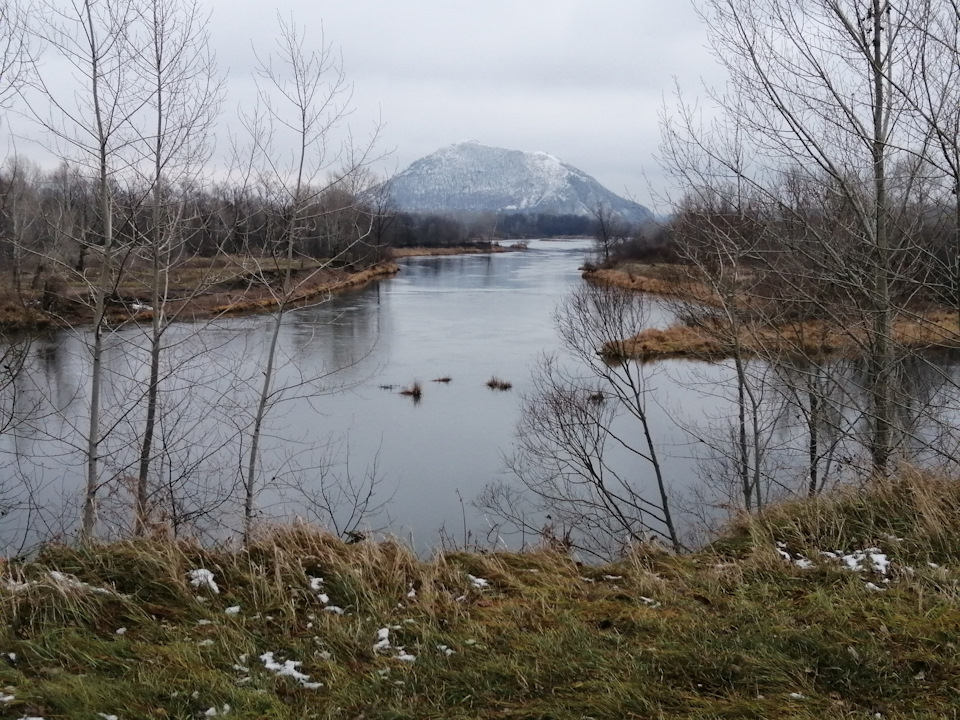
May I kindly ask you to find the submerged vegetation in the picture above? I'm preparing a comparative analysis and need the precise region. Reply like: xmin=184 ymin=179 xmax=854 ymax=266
xmin=399 ymin=381 xmax=423 ymax=402
xmin=3 ymin=473 xmax=960 ymax=718
xmin=485 ymin=377 xmax=512 ymax=391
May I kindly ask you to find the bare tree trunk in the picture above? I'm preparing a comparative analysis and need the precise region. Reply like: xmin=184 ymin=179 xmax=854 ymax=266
xmin=869 ymin=0 xmax=894 ymax=478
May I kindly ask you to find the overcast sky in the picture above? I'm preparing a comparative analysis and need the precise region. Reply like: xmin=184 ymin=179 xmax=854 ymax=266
xmin=206 ymin=0 xmax=718 ymax=211
xmin=2 ymin=1 xmax=720 ymax=212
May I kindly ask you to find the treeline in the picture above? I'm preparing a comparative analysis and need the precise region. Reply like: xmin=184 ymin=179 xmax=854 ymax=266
xmin=0 ymin=162 xmax=390 ymax=290
xmin=380 ymin=210 xmax=597 ymax=248
xmin=0 ymin=162 xmax=611 ymax=296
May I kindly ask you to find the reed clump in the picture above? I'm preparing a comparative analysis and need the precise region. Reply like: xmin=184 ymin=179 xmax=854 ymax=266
xmin=486 ymin=376 xmax=512 ymax=391
xmin=399 ymin=380 xmax=423 ymax=401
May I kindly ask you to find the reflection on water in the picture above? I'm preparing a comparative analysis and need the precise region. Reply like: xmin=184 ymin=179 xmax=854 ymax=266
xmin=2 ymin=238 xmax=960 ymax=555
xmin=0 ymin=240 xmax=615 ymax=550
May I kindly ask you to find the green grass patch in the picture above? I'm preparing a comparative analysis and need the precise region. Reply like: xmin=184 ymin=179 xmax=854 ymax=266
xmin=5 ymin=474 xmax=960 ymax=717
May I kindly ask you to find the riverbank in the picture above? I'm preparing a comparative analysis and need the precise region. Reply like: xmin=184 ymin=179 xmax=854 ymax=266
xmin=587 ymin=263 xmax=960 ymax=362
xmin=2 ymin=470 xmax=959 ymax=718
xmin=0 ymin=244 xmax=532 ymax=333
xmin=389 ymin=242 xmax=527 ymax=258
xmin=0 ymin=257 xmax=402 ymax=333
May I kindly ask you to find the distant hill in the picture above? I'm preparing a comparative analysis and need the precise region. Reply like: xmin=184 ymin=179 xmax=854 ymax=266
xmin=384 ymin=141 xmax=652 ymax=225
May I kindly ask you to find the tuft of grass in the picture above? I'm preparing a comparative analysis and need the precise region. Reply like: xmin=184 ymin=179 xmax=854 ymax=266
xmin=485 ymin=376 xmax=512 ymax=391
xmin=6 ymin=476 xmax=960 ymax=717
xmin=399 ymin=381 xmax=423 ymax=401
xmin=432 ymin=376 xmax=452 ymax=383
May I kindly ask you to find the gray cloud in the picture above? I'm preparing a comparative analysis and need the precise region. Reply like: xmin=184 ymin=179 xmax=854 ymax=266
xmin=3 ymin=0 xmax=720 ymax=211
xmin=207 ymin=0 xmax=719 ymax=209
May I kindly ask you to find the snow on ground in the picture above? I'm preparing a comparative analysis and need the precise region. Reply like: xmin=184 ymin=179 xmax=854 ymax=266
xmin=188 ymin=569 xmax=219 ymax=594
xmin=259 ymin=652 xmax=323 ymax=689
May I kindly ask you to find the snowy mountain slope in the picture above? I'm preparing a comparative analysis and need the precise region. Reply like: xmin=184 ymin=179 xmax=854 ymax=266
xmin=384 ymin=142 xmax=652 ymax=224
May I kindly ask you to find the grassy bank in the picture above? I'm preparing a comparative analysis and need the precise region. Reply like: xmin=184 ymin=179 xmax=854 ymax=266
xmin=605 ymin=310 xmax=960 ymax=363
xmin=587 ymin=264 xmax=960 ymax=362
xmin=5 ymin=472 xmax=960 ymax=718
xmin=0 ymin=258 xmax=401 ymax=333
xmin=389 ymin=243 xmax=526 ymax=258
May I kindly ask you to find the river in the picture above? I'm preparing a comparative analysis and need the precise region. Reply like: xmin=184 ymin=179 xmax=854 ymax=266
xmin=3 ymin=238 xmax=958 ymax=556
xmin=3 ymin=238 xmax=681 ymax=551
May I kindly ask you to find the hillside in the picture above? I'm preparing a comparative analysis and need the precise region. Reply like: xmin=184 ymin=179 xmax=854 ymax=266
xmin=2 ymin=471 xmax=960 ymax=718
xmin=385 ymin=141 xmax=652 ymax=224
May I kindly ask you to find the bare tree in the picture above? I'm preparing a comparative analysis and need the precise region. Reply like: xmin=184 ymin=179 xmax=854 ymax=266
xmin=483 ymin=282 xmax=681 ymax=558
xmin=238 ymin=16 xmax=381 ymax=541
xmin=22 ymin=0 xmax=146 ymax=541
xmin=659 ymin=0 xmax=934 ymax=480
xmin=0 ymin=0 xmax=32 ymax=112
xmin=590 ymin=202 xmax=627 ymax=266
xmin=126 ymin=0 xmax=222 ymax=534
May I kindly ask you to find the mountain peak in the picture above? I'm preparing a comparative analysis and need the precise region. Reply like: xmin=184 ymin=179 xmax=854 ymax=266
xmin=386 ymin=143 xmax=650 ymax=223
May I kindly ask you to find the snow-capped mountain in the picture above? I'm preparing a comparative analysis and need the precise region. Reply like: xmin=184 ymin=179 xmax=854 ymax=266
xmin=385 ymin=142 xmax=652 ymax=224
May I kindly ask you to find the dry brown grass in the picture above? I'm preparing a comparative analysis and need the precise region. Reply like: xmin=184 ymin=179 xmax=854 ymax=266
xmin=585 ymin=265 xmax=722 ymax=307
xmin=399 ymin=381 xmax=423 ymax=401
xmin=209 ymin=263 xmax=398 ymax=316
xmin=590 ymin=264 xmax=960 ymax=362
xmin=486 ymin=376 xmax=512 ymax=391
xmin=609 ymin=312 xmax=960 ymax=363
xmin=389 ymin=245 xmax=519 ymax=258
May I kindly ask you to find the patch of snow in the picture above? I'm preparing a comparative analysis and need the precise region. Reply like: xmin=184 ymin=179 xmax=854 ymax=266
xmin=317 ymin=593 xmax=329 ymax=604
xmin=225 ymin=606 xmax=240 ymax=615
xmin=188 ymin=569 xmax=219 ymax=595
xmin=0 ymin=693 xmax=13 ymax=703
xmin=39 ymin=570 xmax=114 ymax=595
xmin=839 ymin=549 xmax=889 ymax=575
xmin=788 ymin=692 xmax=806 ymax=699
xmin=259 ymin=651 xmax=323 ymax=689
xmin=373 ymin=627 xmax=391 ymax=652
xmin=395 ymin=652 xmax=416 ymax=662
xmin=467 ymin=575 xmax=489 ymax=589
xmin=197 ymin=619 xmax=213 ymax=626
xmin=115 ymin=627 xmax=127 ymax=635
xmin=794 ymin=558 xmax=814 ymax=570
xmin=602 ymin=575 xmax=623 ymax=581
xmin=864 ymin=582 xmax=885 ymax=592
xmin=309 ymin=577 xmax=324 ymax=591
xmin=322 ymin=605 xmax=344 ymax=615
